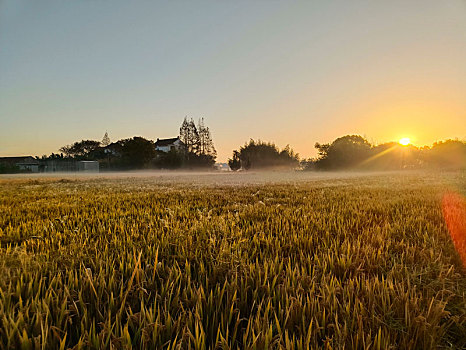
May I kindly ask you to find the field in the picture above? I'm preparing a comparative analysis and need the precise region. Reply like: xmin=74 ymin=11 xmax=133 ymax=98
xmin=0 ymin=171 xmax=465 ymax=349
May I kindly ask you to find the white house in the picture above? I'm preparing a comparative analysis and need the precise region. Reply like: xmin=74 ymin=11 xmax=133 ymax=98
xmin=154 ymin=137 xmax=184 ymax=153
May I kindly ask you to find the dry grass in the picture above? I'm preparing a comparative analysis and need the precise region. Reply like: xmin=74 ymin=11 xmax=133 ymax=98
xmin=0 ymin=171 xmax=465 ymax=349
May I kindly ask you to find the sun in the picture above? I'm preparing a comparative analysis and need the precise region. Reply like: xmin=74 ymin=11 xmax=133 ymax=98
xmin=399 ymin=137 xmax=410 ymax=146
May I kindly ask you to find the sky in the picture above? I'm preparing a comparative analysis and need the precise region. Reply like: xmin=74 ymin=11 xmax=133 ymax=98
xmin=1 ymin=1 xmax=465 ymax=162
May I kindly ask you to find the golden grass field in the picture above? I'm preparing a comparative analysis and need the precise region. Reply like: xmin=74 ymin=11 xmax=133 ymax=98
xmin=0 ymin=171 xmax=465 ymax=349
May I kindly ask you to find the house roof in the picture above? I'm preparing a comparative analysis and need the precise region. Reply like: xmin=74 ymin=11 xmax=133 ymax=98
xmin=155 ymin=137 xmax=180 ymax=147
xmin=0 ymin=156 xmax=39 ymax=165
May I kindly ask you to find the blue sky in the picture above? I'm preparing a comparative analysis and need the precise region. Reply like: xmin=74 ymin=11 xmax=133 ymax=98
xmin=1 ymin=1 xmax=465 ymax=161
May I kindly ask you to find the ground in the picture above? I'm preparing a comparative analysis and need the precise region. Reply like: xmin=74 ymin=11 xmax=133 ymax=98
xmin=0 ymin=171 xmax=465 ymax=349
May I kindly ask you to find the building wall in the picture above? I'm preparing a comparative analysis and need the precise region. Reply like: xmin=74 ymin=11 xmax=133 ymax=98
xmin=43 ymin=160 xmax=77 ymax=172
xmin=18 ymin=164 xmax=39 ymax=173
xmin=77 ymin=161 xmax=99 ymax=172
xmin=156 ymin=145 xmax=172 ymax=153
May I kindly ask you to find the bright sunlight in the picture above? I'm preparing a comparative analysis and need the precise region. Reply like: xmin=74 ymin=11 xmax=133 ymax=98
xmin=399 ymin=137 xmax=411 ymax=146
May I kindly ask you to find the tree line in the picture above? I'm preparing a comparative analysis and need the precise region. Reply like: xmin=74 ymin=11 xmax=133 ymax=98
xmin=227 ymin=135 xmax=465 ymax=171
xmin=228 ymin=140 xmax=299 ymax=170
xmin=47 ymin=118 xmax=217 ymax=170
xmin=3 ymin=122 xmax=464 ymax=172
xmin=307 ymin=135 xmax=465 ymax=170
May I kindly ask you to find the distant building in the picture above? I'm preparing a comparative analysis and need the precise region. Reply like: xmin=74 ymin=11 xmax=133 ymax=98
xmin=215 ymin=163 xmax=230 ymax=171
xmin=43 ymin=159 xmax=77 ymax=172
xmin=154 ymin=137 xmax=185 ymax=153
xmin=0 ymin=156 xmax=40 ymax=173
xmin=77 ymin=161 xmax=99 ymax=172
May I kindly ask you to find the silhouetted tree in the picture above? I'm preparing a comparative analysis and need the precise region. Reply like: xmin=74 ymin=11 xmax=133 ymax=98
xmin=198 ymin=117 xmax=217 ymax=160
xmin=308 ymin=135 xmax=429 ymax=171
xmin=59 ymin=140 xmax=101 ymax=158
xmin=315 ymin=142 xmax=330 ymax=159
xmin=423 ymin=140 xmax=466 ymax=169
xmin=180 ymin=117 xmax=200 ymax=156
xmin=314 ymin=135 xmax=371 ymax=170
xmin=229 ymin=140 xmax=299 ymax=170
xmin=117 ymin=137 xmax=155 ymax=169
xmin=228 ymin=151 xmax=241 ymax=171
xmin=153 ymin=148 xmax=184 ymax=169
xmin=179 ymin=117 xmax=216 ymax=168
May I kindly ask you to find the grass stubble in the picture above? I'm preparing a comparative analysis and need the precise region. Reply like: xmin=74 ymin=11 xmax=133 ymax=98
xmin=0 ymin=172 xmax=465 ymax=349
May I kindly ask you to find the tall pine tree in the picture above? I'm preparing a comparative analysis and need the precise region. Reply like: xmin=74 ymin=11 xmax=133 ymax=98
xmin=179 ymin=117 xmax=216 ymax=167
xmin=101 ymin=132 xmax=111 ymax=147
xmin=179 ymin=117 xmax=199 ymax=157
xmin=197 ymin=117 xmax=216 ymax=159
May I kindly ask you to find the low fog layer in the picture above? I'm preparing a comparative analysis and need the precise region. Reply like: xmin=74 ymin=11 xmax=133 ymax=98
xmin=0 ymin=169 xmax=452 ymax=187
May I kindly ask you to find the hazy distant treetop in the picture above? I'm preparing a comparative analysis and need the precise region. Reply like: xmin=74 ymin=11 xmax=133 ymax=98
xmin=424 ymin=139 xmax=466 ymax=169
xmin=101 ymin=132 xmax=111 ymax=147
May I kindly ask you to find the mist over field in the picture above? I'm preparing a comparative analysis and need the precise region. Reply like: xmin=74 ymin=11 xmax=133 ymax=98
xmin=1 ymin=169 xmax=460 ymax=186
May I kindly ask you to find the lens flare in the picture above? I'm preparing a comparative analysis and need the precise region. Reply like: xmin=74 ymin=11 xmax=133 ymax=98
xmin=442 ymin=192 xmax=466 ymax=268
